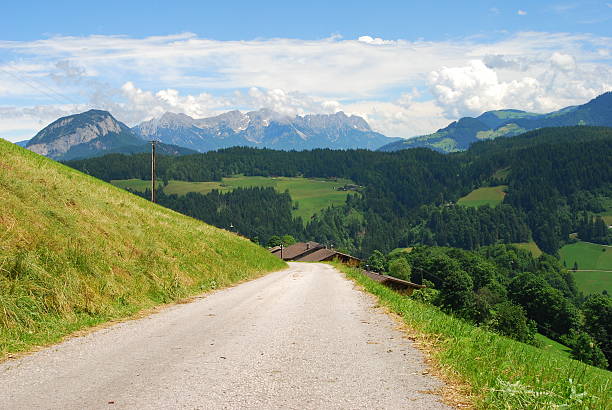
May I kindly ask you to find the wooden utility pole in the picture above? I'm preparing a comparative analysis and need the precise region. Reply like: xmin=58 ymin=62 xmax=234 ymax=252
xmin=150 ymin=140 xmax=157 ymax=203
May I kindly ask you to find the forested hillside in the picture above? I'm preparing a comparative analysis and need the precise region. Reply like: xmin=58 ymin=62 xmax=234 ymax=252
xmin=66 ymin=126 xmax=612 ymax=257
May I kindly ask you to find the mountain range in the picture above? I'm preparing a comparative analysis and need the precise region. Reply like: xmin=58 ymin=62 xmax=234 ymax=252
xmin=379 ymin=91 xmax=612 ymax=152
xmin=26 ymin=110 xmax=196 ymax=161
xmin=132 ymin=109 xmax=399 ymax=152
xmin=19 ymin=91 xmax=612 ymax=160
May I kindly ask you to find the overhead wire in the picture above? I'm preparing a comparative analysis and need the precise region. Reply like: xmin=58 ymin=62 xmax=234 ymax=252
xmin=0 ymin=65 xmax=80 ymax=106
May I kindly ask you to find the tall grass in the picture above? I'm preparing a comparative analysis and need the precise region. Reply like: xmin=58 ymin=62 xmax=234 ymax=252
xmin=339 ymin=265 xmax=611 ymax=409
xmin=0 ymin=139 xmax=286 ymax=358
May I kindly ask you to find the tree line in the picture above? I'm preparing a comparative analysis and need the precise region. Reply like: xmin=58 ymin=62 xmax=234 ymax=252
xmin=65 ymin=126 xmax=612 ymax=256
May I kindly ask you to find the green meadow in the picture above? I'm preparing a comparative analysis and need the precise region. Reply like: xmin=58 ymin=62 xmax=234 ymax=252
xmin=560 ymin=241 xmax=611 ymax=295
xmin=572 ymin=270 xmax=612 ymax=295
xmin=457 ymin=185 xmax=507 ymax=208
xmin=111 ymin=176 xmax=357 ymax=222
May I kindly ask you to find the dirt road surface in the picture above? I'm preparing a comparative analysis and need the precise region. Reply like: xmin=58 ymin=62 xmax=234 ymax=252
xmin=1 ymin=262 xmax=451 ymax=409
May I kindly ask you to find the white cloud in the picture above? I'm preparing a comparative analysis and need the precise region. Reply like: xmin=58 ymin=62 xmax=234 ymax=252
xmin=357 ymin=36 xmax=394 ymax=45
xmin=429 ymin=56 xmax=611 ymax=118
xmin=550 ymin=52 xmax=576 ymax=71
xmin=429 ymin=60 xmax=544 ymax=117
xmin=517 ymin=10 xmax=528 ymax=15
xmin=0 ymin=31 xmax=610 ymax=141
xmin=343 ymin=99 xmax=452 ymax=138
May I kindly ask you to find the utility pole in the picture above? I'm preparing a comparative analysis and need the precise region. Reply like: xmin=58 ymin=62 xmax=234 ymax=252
xmin=150 ymin=140 xmax=157 ymax=203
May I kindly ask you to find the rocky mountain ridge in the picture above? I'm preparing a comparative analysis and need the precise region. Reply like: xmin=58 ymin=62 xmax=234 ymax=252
xmin=132 ymin=109 xmax=399 ymax=151
xmin=26 ymin=110 xmax=195 ymax=160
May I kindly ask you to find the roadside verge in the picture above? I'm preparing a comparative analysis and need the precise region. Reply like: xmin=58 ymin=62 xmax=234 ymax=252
xmin=336 ymin=264 xmax=612 ymax=409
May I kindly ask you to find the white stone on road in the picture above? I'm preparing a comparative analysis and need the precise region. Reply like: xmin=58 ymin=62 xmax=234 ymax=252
xmin=0 ymin=263 xmax=451 ymax=409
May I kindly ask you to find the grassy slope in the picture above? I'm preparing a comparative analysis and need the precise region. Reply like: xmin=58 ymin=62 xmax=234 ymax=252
xmin=560 ymin=242 xmax=612 ymax=271
xmin=457 ymin=185 xmax=507 ymax=208
xmin=337 ymin=265 xmax=611 ymax=409
xmin=560 ymin=241 xmax=611 ymax=294
xmin=511 ymin=241 xmax=543 ymax=258
xmin=572 ymin=271 xmax=612 ymax=295
xmin=111 ymin=176 xmax=355 ymax=221
xmin=0 ymin=139 xmax=286 ymax=358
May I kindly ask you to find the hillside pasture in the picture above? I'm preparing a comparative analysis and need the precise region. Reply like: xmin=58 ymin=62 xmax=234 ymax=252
xmin=559 ymin=241 xmax=612 ymax=271
xmin=560 ymin=241 xmax=612 ymax=295
xmin=457 ymin=185 xmax=507 ymax=208
xmin=571 ymin=270 xmax=612 ymax=295
xmin=111 ymin=176 xmax=357 ymax=222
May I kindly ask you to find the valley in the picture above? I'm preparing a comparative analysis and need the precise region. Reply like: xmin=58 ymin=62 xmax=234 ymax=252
xmin=3 ymin=113 xmax=612 ymax=407
xmin=3 ymin=5 xmax=612 ymax=408
xmin=111 ymin=175 xmax=357 ymax=221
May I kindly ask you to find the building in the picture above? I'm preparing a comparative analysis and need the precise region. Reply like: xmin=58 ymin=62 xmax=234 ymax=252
xmin=270 ymin=241 xmax=361 ymax=266
xmin=270 ymin=241 xmax=323 ymax=261
xmin=295 ymin=248 xmax=361 ymax=267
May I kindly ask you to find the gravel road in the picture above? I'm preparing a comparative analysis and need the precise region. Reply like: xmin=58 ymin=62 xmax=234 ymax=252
xmin=1 ymin=263 xmax=451 ymax=409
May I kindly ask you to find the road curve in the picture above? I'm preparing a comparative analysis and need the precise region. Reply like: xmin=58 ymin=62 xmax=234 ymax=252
xmin=1 ymin=263 xmax=450 ymax=409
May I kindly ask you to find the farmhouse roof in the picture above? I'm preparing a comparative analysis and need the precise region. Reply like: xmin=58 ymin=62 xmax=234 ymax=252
xmin=276 ymin=241 xmax=323 ymax=260
xmin=295 ymin=248 xmax=337 ymax=262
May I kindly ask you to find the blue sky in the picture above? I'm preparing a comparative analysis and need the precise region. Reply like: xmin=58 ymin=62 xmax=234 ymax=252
xmin=3 ymin=1 xmax=611 ymax=41
xmin=1 ymin=1 xmax=611 ymax=141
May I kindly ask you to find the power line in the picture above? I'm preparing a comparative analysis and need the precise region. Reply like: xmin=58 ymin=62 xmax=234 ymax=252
xmin=0 ymin=66 xmax=80 ymax=106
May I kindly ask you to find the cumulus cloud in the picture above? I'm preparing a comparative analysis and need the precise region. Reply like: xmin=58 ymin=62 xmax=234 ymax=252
xmin=429 ymin=60 xmax=545 ymax=117
xmin=517 ymin=10 xmax=528 ymax=15
xmin=429 ymin=56 xmax=611 ymax=118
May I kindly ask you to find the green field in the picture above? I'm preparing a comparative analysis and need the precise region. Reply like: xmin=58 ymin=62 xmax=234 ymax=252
xmin=560 ymin=241 xmax=612 ymax=271
xmin=111 ymin=176 xmax=358 ymax=222
xmin=560 ymin=241 xmax=612 ymax=295
xmin=572 ymin=270 xmax=612 ymax=295
xmin=511 ymin=241 xmax=543 ymax=257
xmin=457 ymin=185 xmax=507 ymax=207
